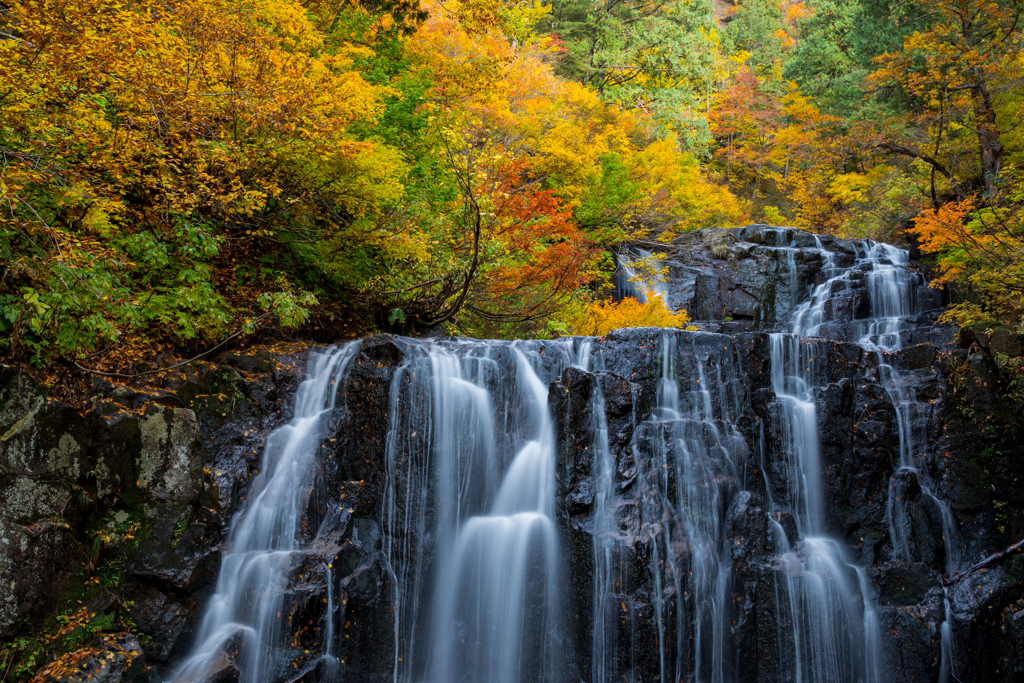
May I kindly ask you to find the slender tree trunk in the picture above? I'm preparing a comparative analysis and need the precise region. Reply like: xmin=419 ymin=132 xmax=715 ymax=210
xmin=971 ymin=72 xmax=1003 ymax=193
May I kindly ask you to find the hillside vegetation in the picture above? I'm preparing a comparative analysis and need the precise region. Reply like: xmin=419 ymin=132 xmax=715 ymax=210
xmin=0 ymin=0 xmax=1021 ymax=370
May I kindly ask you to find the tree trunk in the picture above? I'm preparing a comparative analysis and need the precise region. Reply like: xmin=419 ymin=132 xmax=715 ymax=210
xmin=971 ymin=71 xmax=1003 ymax=193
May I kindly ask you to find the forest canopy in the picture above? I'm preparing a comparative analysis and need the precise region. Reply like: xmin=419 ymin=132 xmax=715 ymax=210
xmin=1 ymin=0 xmax=1022 ymax=367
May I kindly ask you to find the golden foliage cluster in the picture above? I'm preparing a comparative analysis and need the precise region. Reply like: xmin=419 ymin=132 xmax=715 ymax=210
xmin=573 ymin=296 xmax=693 ymax=337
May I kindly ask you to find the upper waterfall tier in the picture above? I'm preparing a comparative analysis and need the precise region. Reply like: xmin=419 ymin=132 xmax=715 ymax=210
xmin=615 ymin=225 xmax=949 ymax=344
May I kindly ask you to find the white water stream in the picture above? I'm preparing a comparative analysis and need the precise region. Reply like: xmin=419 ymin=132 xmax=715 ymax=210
xmin=780 ymin=237 xmax=959 ymax=683
xmin=383 ymin=340 xmax=575 ymax=683
xmin=168 ymin=233 xmax=955 ymax=683
xmin=171 ymin=343 xmax=359 ymax=683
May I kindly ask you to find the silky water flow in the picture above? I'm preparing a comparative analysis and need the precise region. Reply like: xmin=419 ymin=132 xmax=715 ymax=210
xmin=382 ymin=340 xmax=579 ymax=683
xmin=171 ymin=343 xmax=360 ymax=683
xmin=169 ymin=234 xmax=956 ymax=683
xmin=782 ymin=237 xmax=960 ymax=683
xmin=586 ymin=233 xmax=952 ymax=683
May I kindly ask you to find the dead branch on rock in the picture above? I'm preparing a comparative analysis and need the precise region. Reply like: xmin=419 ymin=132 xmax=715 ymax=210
xmin=944 ymin=537 xmax=1024 ymax=586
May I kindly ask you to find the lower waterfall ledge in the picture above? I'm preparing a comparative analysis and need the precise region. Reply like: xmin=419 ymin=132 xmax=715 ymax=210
xmin=0 ymin=324 xmax=1022 ymax=683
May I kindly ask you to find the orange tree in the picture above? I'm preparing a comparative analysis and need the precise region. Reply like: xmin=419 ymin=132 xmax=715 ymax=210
xmin=708 ymin=67 xmax=858 ymax=232
xmin=870 ymin=0 xmax=1024 ymax=327
xmin=909 ymin=168 xmax=1024 ymax=328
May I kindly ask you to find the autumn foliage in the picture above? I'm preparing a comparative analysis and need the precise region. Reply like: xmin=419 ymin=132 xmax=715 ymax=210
xmin=910 ymin=179 xmax=1024 ymax=327
xmin=0 ymin=0 xmax=398 ymax=359
xmin=0 ymin=0 xmax=751 ymax=365
xmin=3 ymin=0 xmax=1024 ymax=368
xmin=574 ymin=296 xmax=693 ymax=337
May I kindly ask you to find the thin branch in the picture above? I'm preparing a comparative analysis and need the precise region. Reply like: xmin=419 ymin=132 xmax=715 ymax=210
xmin=874 ymin=143 xmax=953 ymax=179
xmin=378 ymin=278 xmax=443 ymax=296
xmin=944 ymin=536 xmax=1024 ymax=587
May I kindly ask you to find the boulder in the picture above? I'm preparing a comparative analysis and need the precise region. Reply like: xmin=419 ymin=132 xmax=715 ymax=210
xmin=30 ymin=633 xmax=150 ymax=683
xmin=989 ymin=327 xmax=1023 ymax=358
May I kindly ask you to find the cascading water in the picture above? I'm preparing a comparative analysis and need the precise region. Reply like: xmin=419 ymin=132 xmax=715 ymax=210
xmin=171 ymin=343 xmax=360 ymax=683
xmin=428 ymin=346 xmax=562 ymax=683
xmin=595 ymin=332 xmax=748 ymax=683
xmin=615 ymin=248 xmax=670 ymax=307
xmin=857 ymin=244 xmax=961 ymax=683
xmin=766 ymin=333 xmax=882 ymax=683
xmin=166 ymin=230 xmax=960 ymax=683
xmin=382 ymin=340 xmax=576 ymax=683
xmin=784 ymin=237 xmax=960 ymax=682
xmin=582 ymin=348 xmax=620 ymax=683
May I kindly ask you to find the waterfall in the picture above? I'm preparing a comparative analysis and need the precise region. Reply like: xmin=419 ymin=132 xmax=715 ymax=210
xmin=171 ymin=343 xmax=360 ymax=683
xmin=856 ymin=243 xmax=961 ymax=683
xmin=615 ymin=248 xmax=670 ymax=307
xmin=588 ymin=361 xmax=618 ymax=683
xmin=321 ymin=562 xmax=338 ymax=679
xmin=427 ymin=346 xmax=562 ymax=683
xmin=628 ymin=333 xmax=747 ymax=683
xmin=784 ymin=236 xmax=960 ymax=682
xmin=788 ymin=235 xmax=836 ymax=336
xmin=382 ymin=340 xmax=577 ymax=683
xmin=767 ymin=333 xmax=882 ymax=683
xmin=164 ymin=230 xmax=958 ymax=683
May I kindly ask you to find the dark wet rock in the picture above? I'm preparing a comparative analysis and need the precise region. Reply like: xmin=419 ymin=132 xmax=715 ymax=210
xmin=767 ymin=511 xmax=798 ymax=548
xmin=1005 ymin=600 xmax=1024 ymax=681
xmin=0 ymin=519 xmax=82 ymax=637
xmin=948 ymin=565 xmax=1020 ymax=683
xmin=1 ymin=371 xmax=91 ymax=480
xmin=901 ymin=342 xmax=937 ymax=370
xmin=956 ymin=323 xmax=1024 ymax=358
xmin=877 ymin=601 xmax=943 ymax=682
xmin=329 ymin=520 xmax=393 ymax=683
xmin=0 ymin=367 xmax=93 ymax=635
xmin=0 ymin=349 xmax=305 ymax=670
xmin=6 ymin=226 xmax=1024 ymax=683
xmin=551 ymin=366 xmax=604 ymax=682
xmin=127 ymin=586 xmax=199 ymax=665
xmin=958 ymin=322 xmax=997 ymax=350
xmin=874 ymin=562 xmax=941 ymax=606
xmin=932 ymin=347 xmax=1024 ymax=570
xmin=725 ymin=492 xmax=772 ymax=681
xmin=990 ymin=327 xmax=1023 ymax=358
xmin=888 ymin=470 xmax=947 ymax=569
xmin=614 ymin=226 xmax=861 ymax=330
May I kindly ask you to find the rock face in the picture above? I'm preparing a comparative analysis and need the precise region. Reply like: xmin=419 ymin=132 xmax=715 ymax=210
xmin=4 ymin=225 xmax=1024 ymax=683
xmin=0 ymin=351 xmax=305 ymax=679
xmin=618 ymin=225 xmax=947 ymax=335
xmin=29 ymin=633 xmax=149 ymax=683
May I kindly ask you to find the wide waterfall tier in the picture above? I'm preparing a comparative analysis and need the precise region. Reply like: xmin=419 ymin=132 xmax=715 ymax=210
xmin=383 ymin=340 xmax=569 ymax=683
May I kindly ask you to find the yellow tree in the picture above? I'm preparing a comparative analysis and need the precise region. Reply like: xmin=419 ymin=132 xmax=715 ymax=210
xmin=869 ymin=0 xmax=1024 ymax=194
xmin=0 ymin=0 xmax=398 ymax=358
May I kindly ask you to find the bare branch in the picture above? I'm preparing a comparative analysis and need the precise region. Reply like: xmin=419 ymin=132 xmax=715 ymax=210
xmin=874 ymin=143 xmax=953 ymax=179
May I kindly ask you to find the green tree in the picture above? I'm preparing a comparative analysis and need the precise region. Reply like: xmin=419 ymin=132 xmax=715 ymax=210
xmin=538 ymin=0 xmax=721 ymax=152
xmin=719 ymin=0 xmax=784 ymax=75
xmin=783 ymin=0 xmax=930 ymax=111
